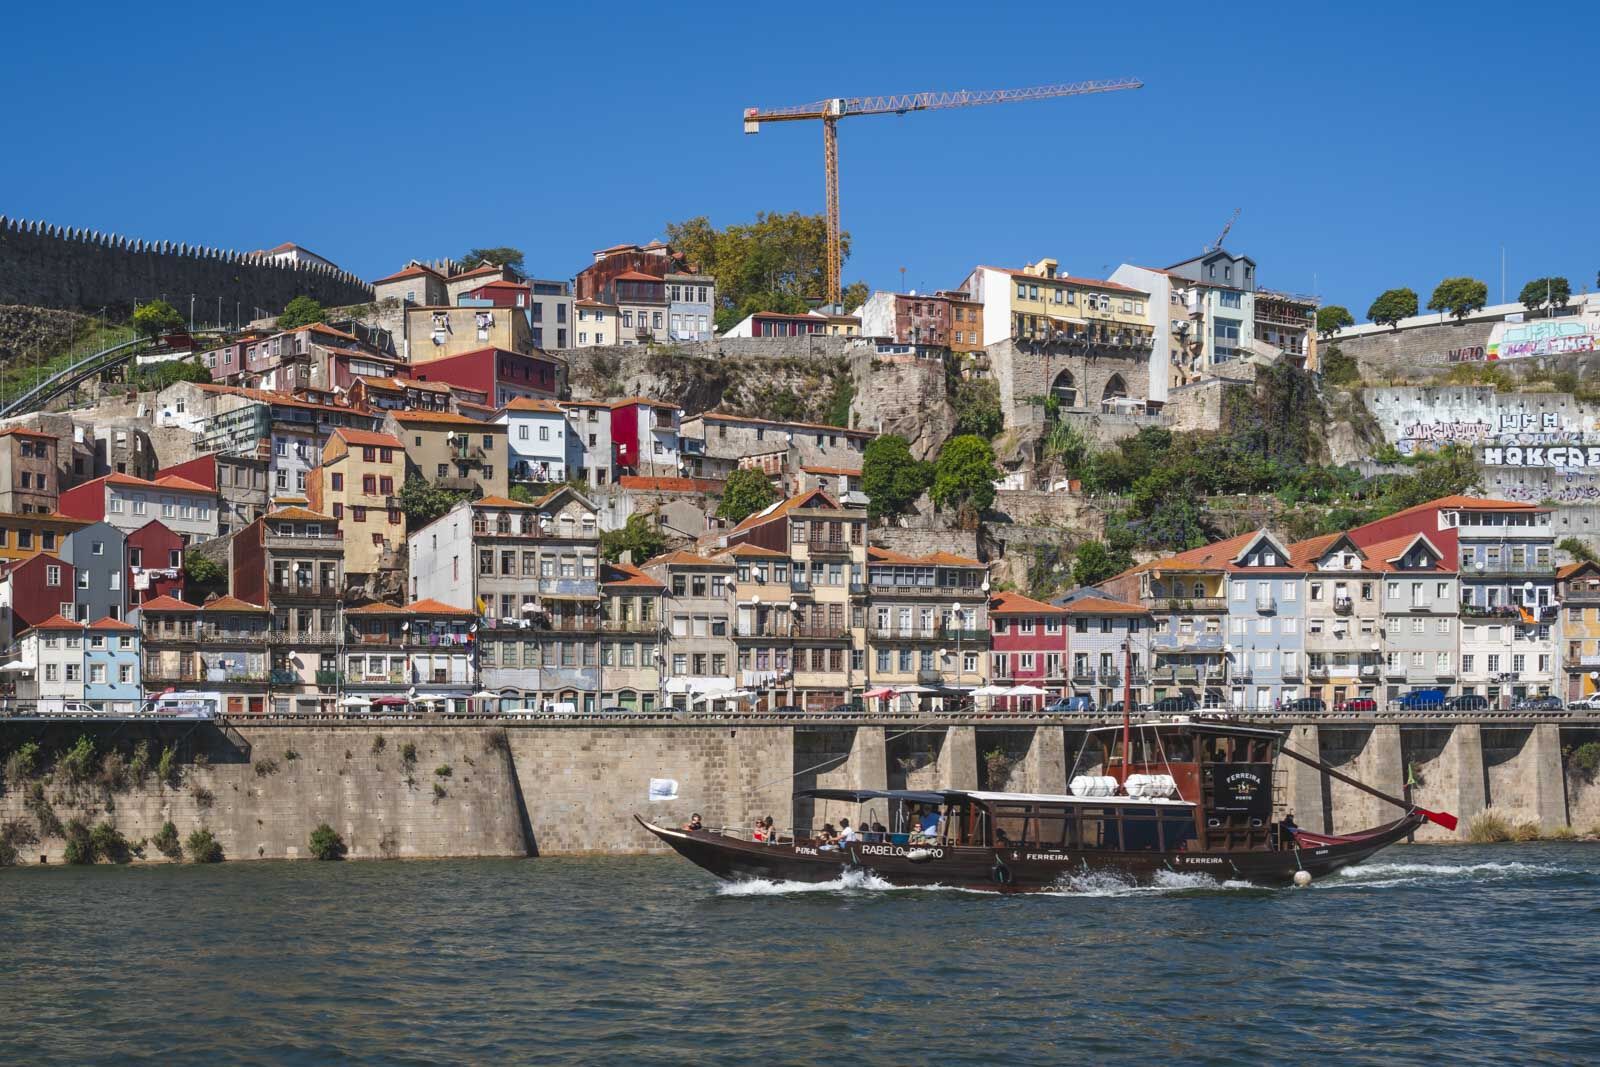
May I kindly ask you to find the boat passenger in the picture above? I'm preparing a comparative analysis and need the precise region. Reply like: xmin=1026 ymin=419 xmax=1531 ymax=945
xmin=818 ymin=823 xmax=839 ymax=850
xmin=684 ymin=813 xmax=704 ymax=832
xmin=912 ymin=809 xmax=942 ymax=843
xmin=752 ymin=820 xmax=766 ymax=842
xmin=1280 ymin=812 xmax=1299 ymax=846
xmin=838 ymin=818 xmax=858 ymax=845
xmin=761 ymin=815 xmax=778 ymax=844
xmin=995 ymin=827 xmax=1011 ymax=847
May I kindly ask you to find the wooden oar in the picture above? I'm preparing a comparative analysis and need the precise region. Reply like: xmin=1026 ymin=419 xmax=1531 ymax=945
xmin=1279 ymin=745 xmax=1458 ymax=831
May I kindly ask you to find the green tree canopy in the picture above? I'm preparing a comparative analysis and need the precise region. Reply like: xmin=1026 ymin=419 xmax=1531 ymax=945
xmin=841 ymin=281 xmax=870 ymax=313
xmin=134 ymin=359 xmax=211 ymax=391
xmin=930 ymin=435 xmax=999 ymax=516
xmin=599 ymin=513 xmax=668 ymax=564
xmin=277 ymin=295 xmax=326 ymax=330
xmin=460 ymin=246 xmax=526 ymax=274
xmin=132 ymin=300 xmax=184 ymax=339
xmin=1316 ymin=305 xmax=1354 ymax=338
xmin=951 ymin=378 xmax=1003 ymax=439
xmin=1519 ymin=276 xmax=1571 ymax=314
xmin=1071 ymin=540 xmax=1131 ymax=587
xmin=184 ymin=552 xmax=225 ymax=590
xmin=1367 ymin=288 xmax=1418 ymax=327
xmin=665 ymin=212 xmax=852 ymax=326
xmin=398 ymin=476 xmax=471 ymax=532
xmin=861 ymin=435 xmax=931 ymax=521
xmin=715 ymin=468 xmax=780 ymax=524
xmin=1427 ymin=277 xmax=1488 ymax=321
xmin=1558 ymin=536 xmax=1596 ymax=564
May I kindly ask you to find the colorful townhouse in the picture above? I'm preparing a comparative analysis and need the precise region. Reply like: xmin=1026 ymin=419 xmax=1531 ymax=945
xmin=83 ymin=616 xmax=140 ymax=713
xmin=306 ymin=427 xmax=406 ymax=583
xmin=609 ymin=397 xmax=680 ymax=478
xmin=1222 ymin=530 xmax=1307 ymax=712
xmin=58 ymin=472 xmax=218 ymax=544
xmin=1059 ymin=594 xmax=1153 ymax=710
xmin=1291 ymin=532 xmax=1384 ymax=709
xmin=498 ymin=398 xmax=570 ymax=487
xmin=863 ymin=548 xmax=989 ymax=708
xmin=1559 ymin=561 xmax=1600 ymax=702
xmin=643 ymin=550 xmax=738 ymax=711
xmin=725 ymin=544 xmax=794 ymax=711
xmin=987 ymin=592 xmax=1069 ymax=711
xmin=600 ymin=562 xmax=665 ymax=713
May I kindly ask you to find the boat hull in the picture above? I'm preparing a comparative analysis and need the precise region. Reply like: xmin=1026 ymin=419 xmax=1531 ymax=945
xmin=636 ymin=814 xmax=1425 ymax=893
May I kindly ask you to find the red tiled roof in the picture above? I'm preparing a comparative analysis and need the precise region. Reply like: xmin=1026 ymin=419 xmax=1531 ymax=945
xmin=501 ymin=397 xmax=564 ymax=413
xmin=617 ymin=475 xmax=722 ymax=494
xmin=0 ymin=427 xmax=57 ymax=440
xmin=391 ymin=409 xmax=502 ymax=427
xmin=988 ymin=592 xmax=1067 ymax=616
xmin=468 ymin=279 xmax=531 ymax=291
xmin=972 ymin=265 xmax=1148 ymax=295
xmin=1384 ymin=495 xmax=1541 ymax=520
xmin=866 ymin=546 xmax=984 ymax=567
xmin=201 ymin=595 xmax=269 ymax=613
xmin=87 ymin=616 xmax=136 ymax=631
xmin=407 ymin=597 xmax=476 ymax=616
xmin=154 ymin=475 xmax=214 ymax=494
xmin=31 ymin=614 xmax=83 ymax=630
xmin=473 ymin=495 xmax=536 ymax=509
xmin=608 ymin=396 xmax=676 ymax=410
xmin=643 ymin=550 xmax=735 ymax=569
xmin=138 ymin=595 xmax=199 ymax=612
xmin=602 ymin=562 xmax=666 ymax=589
xmin=374 ymin=263 xmax=444 ymax=284
xmin=1559 ymin=560 xmax=1600 ymax=580
xmin=800 ymin=465 xmax=861 ymax=477
xmin=723 ymin=544 xmax=788 ymax=559
xmin=264 ymin=506 xmax=336 ymax=522
xmin=1061 ymin=595 xmax=1151 ymax=616
xmin=1363 ymin=532 xmax=1454 ymax=573
xmin=333 ymin=428 xmax=404 ymax=449
xmin=728 ymin=489 xmax=837 ymax=536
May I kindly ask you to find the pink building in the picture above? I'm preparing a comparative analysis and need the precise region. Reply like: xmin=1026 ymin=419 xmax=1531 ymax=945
xmin=988 ymin=592 xmax=1070 ymax=709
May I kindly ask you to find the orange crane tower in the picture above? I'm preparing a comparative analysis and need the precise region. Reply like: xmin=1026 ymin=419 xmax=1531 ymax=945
xmin=743 ymin=79 xmax=1143 ymax=307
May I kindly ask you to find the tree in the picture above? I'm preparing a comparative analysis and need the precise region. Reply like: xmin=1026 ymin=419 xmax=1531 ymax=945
xmin=460 ymin=246 xmax=526 ymax=274
xmin=507 ymin=485 xmax=537 ymax=504
xmin=277 ymin=295 xmax=326 ymax=330
xmin=599 ymin=513 xmax=668 ymax=565
xmin=1071 ymin=541 xmax=1122 ymax=587
xmin=665 ymin=212 xmax=852 ymax=322
xmin=398 ymin=476 xmax=472 ymax=532
xmin=930 ymin=435 xmax=999 ymax=515
xmin=1316 ymin=305 xmax=1354 ymax=339
xmin=1427 ymin=277 xmax=1488 ymax=321
xmin=1366 ymin=288 xmax=1417 ymax=328
xmin=184 ymin=552 xmax=225 ymax=597
xmin=132 ymin=300 xmax=184 ymax=339
xmin=951 ymin=378 xmax=1003 ymax=439
xmin=133 ymin=359 xmax=211 ymax=391
xmin=861 ymin=435 xmax=931 ymax=520
xmin=841 ymin=281 xmax=870 ymax=313
xmin=1519 ymin=276 xmax=1571 ymax=314
xmin=1559 ymin=537 xmax=1596 ymax=564
xmin=716 ymin=468 xmax=779 ymax=523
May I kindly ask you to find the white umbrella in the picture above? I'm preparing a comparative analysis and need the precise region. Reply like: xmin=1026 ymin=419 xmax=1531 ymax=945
xmin=972 ymin=684 xmax=1011 ymax=696
xmin=339 ymin=695 xmax=372 ymax=707
xmin=470 ymin=690 xmax=498 ymax=700
xmin=1009 ymin=684 xmax=1051 ymax=696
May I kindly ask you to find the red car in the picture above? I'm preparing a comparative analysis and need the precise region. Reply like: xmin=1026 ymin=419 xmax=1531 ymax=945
xmin=1337 ymin=697 xmax=1377 ymax=712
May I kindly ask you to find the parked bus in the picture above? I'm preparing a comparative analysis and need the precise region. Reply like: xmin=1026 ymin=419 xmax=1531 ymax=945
xmin=144 ymin=691 xmax=223 ymax=719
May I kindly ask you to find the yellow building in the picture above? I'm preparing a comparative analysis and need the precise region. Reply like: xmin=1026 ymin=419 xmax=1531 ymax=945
xmin=1559 ymin=561 xmax=1600 ymax=701
xmin=306 ymin=428 xmax=407 ymax=578
xmin=961 ymin=258 xmax=1153 ymax=348
xmin=0 ymin=512 xmax=88 ymax=563
xmin=405 ymin=305 xmax=532 ymax=362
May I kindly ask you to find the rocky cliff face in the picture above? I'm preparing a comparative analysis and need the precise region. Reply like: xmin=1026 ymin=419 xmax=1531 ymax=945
xmin=0 ymin=304 xmax=101 ymax=365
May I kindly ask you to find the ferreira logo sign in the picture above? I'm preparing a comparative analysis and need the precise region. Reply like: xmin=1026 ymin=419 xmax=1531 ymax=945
xmin=1213 ymin=764 xmax=1273 ymax=820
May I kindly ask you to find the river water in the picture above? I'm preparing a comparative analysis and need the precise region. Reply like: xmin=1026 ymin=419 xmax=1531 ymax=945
xmin=1 ymin=844 xmax=1596 ymax=1065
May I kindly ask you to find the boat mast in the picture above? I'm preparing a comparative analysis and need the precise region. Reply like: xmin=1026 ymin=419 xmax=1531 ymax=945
xmin=1122 ymin=638 xmax=1133 ymax=772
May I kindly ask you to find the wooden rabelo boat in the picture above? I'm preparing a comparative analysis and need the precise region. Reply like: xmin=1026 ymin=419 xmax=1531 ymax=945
xmin=638 ymin=715 xmax=1456 ymax=892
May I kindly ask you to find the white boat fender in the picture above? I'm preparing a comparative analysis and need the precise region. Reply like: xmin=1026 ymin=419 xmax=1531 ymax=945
xmin=906 ymin=848 xmax=934 ymax=863
xmin=1293 ymin=870 xmax=1312 ymax=887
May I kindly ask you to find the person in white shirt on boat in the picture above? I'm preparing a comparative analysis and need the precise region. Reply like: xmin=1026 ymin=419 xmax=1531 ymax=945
xmin=837 ymin=818 xmax=858 ymax=845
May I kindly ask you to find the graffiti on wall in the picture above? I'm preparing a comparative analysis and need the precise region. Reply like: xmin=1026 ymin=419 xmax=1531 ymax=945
xmin=1486 ymin=319 xmax=1600 ymax=360
xmin=1498 ymin=472 xmax=1600 ymax=503
xmin=1394 ymin=410 xmax=1600 ymax=458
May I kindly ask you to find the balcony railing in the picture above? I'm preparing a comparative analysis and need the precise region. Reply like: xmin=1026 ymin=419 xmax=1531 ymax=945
xmin=269 ymin=630 xmax=342 ymax=646
xmin=315 ymin=669 xmax=340 ymax=687
xmin=269 ymin=669 xmax=301 ymax=685
xmin=602 ymin=619 xmax=661 ymax=634
xmin=805 ymin=538 xmax=852 ymax=556
xmin=868 ymin=582 xmax=982 ymax=599
xmin=869 ymin=626 xmax=943 ymax=642
xmin=268 ymin=581 xmax=338 ymax=598
xmin=265 ymin=534 xmax=343 ymax=553
xmin=735 ymin=623 xmax=791 ymax=639
xmin=1255 ymin=594 xmax=1277 ymax=613
xmin=793 ymin=624 xmax=851 ymax=640
xmin=790 ymin=579 xmax=812 ymax=593
xmin=539 ymin=577 xmax=598 ymax=597
xmin=1333 ymin=598 xmax=1354 ymax=615
xmin=533 ymin=617 xmax=603 ymax=633
xmin=1152 ymin=596 xmax=1228 ymax=614
xmin=200 ymin=626 xmax=271 ymax=643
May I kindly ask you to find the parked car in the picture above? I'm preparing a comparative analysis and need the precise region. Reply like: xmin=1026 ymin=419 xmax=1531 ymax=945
xmin=768 ymin=704 xmax=805 ymax=716
xmin=1336 ymin=697 xmax=1378 ymax=713
xmin=1443 ymin=694 xmax=1490 ymax=711
xmin=1282 ymin=697 xmax=1327 ymax=714
xmin=1104 ymin=700 xmax=1151 ymax=715
xmin=824 ymin=701 xmax=864 ymax=716
xmin=1568 ymin=694 xmax=1600 ymax=711
xmin=1151 ymin=695 xmax=1198 ymax=713
xmin=1044 ymin=695 xmax=1096 ymax=714
xmin=1512 ymin=694 xmax=1564 ymax=711
xmin=1395 ymin=688 xmax=1447 ymax=710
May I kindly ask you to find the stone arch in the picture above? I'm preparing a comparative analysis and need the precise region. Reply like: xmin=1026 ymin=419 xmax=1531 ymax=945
xmin=1102 ymin=373 xmax=1128 ymax=402
xmin=1049 ymin=369 xmax=1077 ymax=409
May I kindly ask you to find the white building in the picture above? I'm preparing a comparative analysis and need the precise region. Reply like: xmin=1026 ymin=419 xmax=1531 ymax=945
xmin=17 ymin=615 xmax=86 ymax=713
xmin=498 ymin=398 xmax=569 ymax=487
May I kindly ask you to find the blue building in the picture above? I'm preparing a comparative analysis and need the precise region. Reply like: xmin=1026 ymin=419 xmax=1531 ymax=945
xmin=83 ymin=617 xmax=141 ymax=713
xmin=1223 ymin=530 xmax=1306 ymax=711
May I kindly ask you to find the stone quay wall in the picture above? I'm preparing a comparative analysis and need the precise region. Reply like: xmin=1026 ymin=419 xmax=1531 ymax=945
xmin=0 ymin=718 xmax=1593 ymax=865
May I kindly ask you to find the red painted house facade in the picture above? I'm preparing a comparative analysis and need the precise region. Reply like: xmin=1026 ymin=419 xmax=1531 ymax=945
xmin=461 ymin=280 xmax=531 ymax=308
xmin=0 ymin=552 xmax=77 ymax=644
xmin=609 ymin=397 xmax=679 ymax=475
xmin=127 ymin=520 xmax=186 ymax=609
xmin=407 ymin=346 xmax=563 ymax=408
xmin=988 ymin=592 xmax=1069 ymax=709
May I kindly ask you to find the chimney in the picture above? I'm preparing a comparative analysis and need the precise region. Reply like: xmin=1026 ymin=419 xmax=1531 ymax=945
xmin=619 ymin=550 xmax=634 ymax=566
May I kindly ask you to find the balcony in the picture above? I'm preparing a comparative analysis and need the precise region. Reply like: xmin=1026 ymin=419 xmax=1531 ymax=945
xmin=533 ymin=616 xmax=603 ymax=633
xmin=1071 ymin=669 xmax=1097 ymax=684
xmin=603 ymin=618 xmax=661 ymax=634
xmin=1360 ymin=664 xmax=1381 ymax=677
xmin=1282 ymin=664 xmax=1303 ymax=681
xmin=1333 ymin=598 xmax=1354 ymax=615
xmin=144 ymin=669 xmax=199 ymax=686
xmin=849 ymin=582 xmax=868 ymax=597
xmin=199 ymin=626 xmax=270 ymax=644
xmin=269 ymin=669 xmax=301 ymax=686
xmin=735 ymin=623 xmax=791 ymax=639
xmin=315 ymin=669 xmax=340 ymax=687
xmin=869 ymin=626 xmax=943 ymax=642
xmin=790 ymin=579 xmax=812 ymax=594
xmin=269 ymin=580 xmax=338 ymax=599
xmin=1308 ymin=666 xmax=1330 ymax=680
xmin=1152 ymin=632 xmax=1225 ymax=652
xmin=805 ymin=538 xmax=852 ymax=557
xmin=793 ymin=624 xmax=851 ymax=641
xmin=540 ymin=667 xmax=602 ymax=691
xmin=269 ymin=630 xmax=342 ymax=646
xmin=538 ymin=577 xmax=598 ymax=598
xmin=142 ymin=626 xmax=199 ymax=645
xmin=869 ymin=582 xmax=982 ymax=600
xmin=265 ymin=533 xmax=343 ymax=553
xmin=207 ymin=672 xmax=267 ymax=686
xmin=1152 ymin=596 xmax=1228 ymax=614
xmin=344 ymin=671 xmax=407 ymax=687
xmin=1098 ymin=670 xmax=1121 ymax=686
xmin=1255 ymin=594 xmax=1277 ymax=614
xmin=1564 ymin=587 xmax=1600 ymax=604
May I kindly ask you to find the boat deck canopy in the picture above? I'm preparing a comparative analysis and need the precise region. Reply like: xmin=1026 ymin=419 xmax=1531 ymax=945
xmin=798 ymin=788 xmax=948 ymax=805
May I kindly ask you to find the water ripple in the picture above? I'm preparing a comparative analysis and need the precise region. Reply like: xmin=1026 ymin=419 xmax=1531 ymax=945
xmin=0 ymin=845 xmax=1597 ymax=1064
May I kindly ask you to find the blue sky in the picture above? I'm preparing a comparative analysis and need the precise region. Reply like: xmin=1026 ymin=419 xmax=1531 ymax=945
xmin=4 ymin=1 xmax=1598 ymax=316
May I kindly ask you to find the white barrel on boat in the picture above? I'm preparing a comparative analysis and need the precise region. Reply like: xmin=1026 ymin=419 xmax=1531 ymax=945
xmin=1069 ymin=775 xmax=1118 ymax=797
xmin=1123 ymin=773 xmax=1179 ymax=799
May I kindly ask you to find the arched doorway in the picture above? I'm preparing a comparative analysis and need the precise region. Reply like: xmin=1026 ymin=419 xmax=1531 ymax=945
xmin=1102 ymin=374 xmax=1128 ymax=403
xmin=1049 ymin=369 xmax=1077 ymax=410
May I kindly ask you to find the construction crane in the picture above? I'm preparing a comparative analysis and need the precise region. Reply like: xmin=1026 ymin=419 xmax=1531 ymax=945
xmin=1206 ymin=208 xmax=1240 ymax=253
xmin=743 ymin=79 xmax=1143 ymax=307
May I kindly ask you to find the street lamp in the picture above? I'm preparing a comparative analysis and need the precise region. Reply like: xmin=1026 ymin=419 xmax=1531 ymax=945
xmin=951 ymin=601 xmax=964 ymax=705
xmin=788 ymin=598 xmax=799 ymax=709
